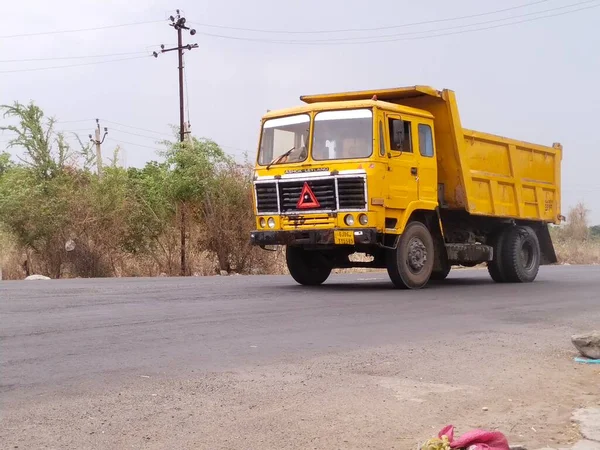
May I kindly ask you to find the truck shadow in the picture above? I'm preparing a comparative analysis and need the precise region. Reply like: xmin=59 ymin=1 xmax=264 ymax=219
xmin=276 ymin=276 xmax=495 ymax=293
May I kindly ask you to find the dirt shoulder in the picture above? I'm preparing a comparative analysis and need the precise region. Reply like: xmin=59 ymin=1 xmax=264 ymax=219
xmin=2 ymin=325 xmax=598 ymax=450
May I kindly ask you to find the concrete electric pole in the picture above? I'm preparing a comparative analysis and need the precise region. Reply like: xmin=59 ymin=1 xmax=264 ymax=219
xmin=89 ymin=119 xmax=108 ymax=176
xmin=153 ymin=10 xmax=198 ymax=276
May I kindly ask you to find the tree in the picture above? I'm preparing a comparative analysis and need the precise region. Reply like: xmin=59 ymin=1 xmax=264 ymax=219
xmin=562 ymin=202 xmax=590 ymax=242
xmin=1 ymin=102 xmax=69 ymax=178
xmin=200 ymin=161 xmax=254 ymax=273
xmin=0 ymin=102 xmax=91 ymax=277
xmin=121 ymin=161 xmax=178 ymax=274
xmin=163 ymin=137 xmax=231 ymax=275
xmin=0 ymin=151 xmax=13 ymax=176
xmin=0 ymin=166 xmax=76 ymax=277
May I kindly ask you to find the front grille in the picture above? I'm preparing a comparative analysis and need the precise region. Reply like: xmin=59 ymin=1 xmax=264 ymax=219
xmin=255 ymin=183 xmax=278 ymax=213
xmin=279 ymin=179 xmax=336 ymax=212
xmin=337 ymin=177 xmax=366 ymax=210
xmin=254 ymin=175 xmax=367 ymax=214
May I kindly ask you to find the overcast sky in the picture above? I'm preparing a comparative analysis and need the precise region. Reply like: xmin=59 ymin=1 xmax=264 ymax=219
xmin=1 ymin=0 xmax=599 ymax=223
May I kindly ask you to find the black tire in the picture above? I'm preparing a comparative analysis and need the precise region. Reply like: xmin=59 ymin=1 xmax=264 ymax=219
xmin=430 ymin=236 xmax=451 ymax=281
xmin=430 ymin=265 xmax=451 ymax=281
xmin=386 ymin=221 xmax=435 ymax=289
xmin=487 ymin=230 xmax=508 ymax=283
xmin=501 ymin=226 xmax=541 ymax=283
xmin=286 ymin=246 xmax=332 ymax=286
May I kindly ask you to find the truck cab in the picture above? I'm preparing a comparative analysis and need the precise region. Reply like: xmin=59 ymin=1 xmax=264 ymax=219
xmin=250 ymin=86 xmax=561 ymax=289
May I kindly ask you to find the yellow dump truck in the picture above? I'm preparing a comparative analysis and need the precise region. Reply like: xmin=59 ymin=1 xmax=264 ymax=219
xmin=250 ymin=86 xmax=562 ymax=289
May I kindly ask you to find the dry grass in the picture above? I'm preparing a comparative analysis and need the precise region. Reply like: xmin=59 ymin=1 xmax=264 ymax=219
xmin=550 ymin=202 xmax=600 ymax=265
xmin=0 ymin=229 xmax=25 ymax=280
xmin=553 ymin=238 xmax=600 ymax=265
xmin=0 ymin=228 xmax=288 ymax=280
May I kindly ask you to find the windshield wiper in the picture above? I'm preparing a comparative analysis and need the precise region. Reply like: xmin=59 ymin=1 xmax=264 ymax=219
xmin=266 ymin=146 xmax=296 ymax=170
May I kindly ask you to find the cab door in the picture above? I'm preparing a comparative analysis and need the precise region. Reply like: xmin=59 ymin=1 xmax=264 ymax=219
xmin=415 ymin=121 xmax=438 ymax=204
xmin=384 ymin=113 xmax=419 ymax=210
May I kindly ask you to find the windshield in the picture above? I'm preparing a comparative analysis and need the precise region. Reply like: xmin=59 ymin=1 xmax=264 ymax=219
xmin=258 ymin=114 xmax=310 ymax=166
xmin=312 ymin=109 xmax=373 ymax=161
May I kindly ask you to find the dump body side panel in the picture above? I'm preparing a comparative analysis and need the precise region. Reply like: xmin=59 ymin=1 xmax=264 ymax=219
xmin=462 ymin=129 xmax=562 ymax=222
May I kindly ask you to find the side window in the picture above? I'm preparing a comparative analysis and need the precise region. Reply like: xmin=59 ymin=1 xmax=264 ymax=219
xmin=387 ymin=118 xmax=412 ymax=153
xmin=379 ymin=120 xmax=385 ymax=156
xmin=418 ymin=124 xmax=434 ymax=157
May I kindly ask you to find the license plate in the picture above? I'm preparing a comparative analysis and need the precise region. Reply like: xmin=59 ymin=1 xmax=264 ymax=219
xmin=334 ymin=230 xmax=355 ymax=245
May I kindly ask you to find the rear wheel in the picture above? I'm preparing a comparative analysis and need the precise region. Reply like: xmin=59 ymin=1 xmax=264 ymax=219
xmin=487 ymin=230 xmax=508 ymax=282
xmin=286 ymin=246 xmax=332 ymax=286
xmin=502 ymin=226 xmax=541 ymax=283
xmin=386 ymin=221 xmax=435 ymax=289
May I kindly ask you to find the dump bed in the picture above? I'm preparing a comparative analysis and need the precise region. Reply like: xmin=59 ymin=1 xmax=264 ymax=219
xmin=301 ymin=86 xmax=562 ymax=224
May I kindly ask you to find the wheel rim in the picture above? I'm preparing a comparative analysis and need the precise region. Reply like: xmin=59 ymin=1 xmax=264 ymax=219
xmin=407 ymin=237 xmax=427 ymax=273
xmin=521 ymin=240 xmax=535 ymax=270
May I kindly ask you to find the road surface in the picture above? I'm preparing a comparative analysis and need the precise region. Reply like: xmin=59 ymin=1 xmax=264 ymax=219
xmin=1 ymin=266 xmax=600 ymax=449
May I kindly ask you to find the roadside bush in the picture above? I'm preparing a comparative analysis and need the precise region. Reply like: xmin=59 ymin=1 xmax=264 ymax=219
xmin=0 ymin=102 xmax=283 ymax=279
xmin=551 ymin=202 xmax=600 ymax=265
xmin=0 ymin=227 xmax=24 ymax=280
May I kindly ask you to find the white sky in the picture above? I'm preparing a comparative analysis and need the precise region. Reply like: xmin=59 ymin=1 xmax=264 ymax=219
xmin=1 ymin=0 xmax=599 ymax=223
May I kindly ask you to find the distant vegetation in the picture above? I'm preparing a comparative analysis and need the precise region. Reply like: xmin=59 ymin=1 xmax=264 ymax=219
xmin=0 ymin=102 xmax=597 ymax=279
xmin=551 ymin=202 xmax=600 ymax=265
xmin=0 ymin=101 xmax=283 ymax=279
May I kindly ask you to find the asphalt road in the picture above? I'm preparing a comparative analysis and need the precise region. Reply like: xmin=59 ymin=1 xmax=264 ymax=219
xmin=2 ymin=266 xmax=600 ymax=396
xmin=1 ymin=266 xmax=600 ymax=449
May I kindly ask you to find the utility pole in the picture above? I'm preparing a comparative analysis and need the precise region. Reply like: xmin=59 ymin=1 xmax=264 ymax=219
xmin=154 ymin=10 xmax=198 ymax=276
xmin=89 ymin=119 xmax=108 ymax=176
xmin=184 ymin=121 xmax=193 ymax=144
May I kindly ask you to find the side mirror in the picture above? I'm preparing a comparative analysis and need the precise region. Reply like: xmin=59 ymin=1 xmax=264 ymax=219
xmin=391 ymin=119 xmax=404 ymax=151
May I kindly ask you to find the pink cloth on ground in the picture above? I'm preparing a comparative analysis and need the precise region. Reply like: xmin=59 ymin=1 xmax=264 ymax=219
xmin=438 ymin=425 xmax=510 ymax=450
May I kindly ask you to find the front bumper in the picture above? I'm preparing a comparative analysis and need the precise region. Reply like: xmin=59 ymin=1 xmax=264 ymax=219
xmin=250 ymin=228 xmax=378 ymax=246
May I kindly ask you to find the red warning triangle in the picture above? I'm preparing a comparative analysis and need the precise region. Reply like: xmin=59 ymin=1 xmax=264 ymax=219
xmin=297 ymin=182 xmax=320 ymax=209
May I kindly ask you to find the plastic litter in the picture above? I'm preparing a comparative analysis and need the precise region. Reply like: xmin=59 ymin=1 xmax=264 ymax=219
xmin=422 ymin=425 xmax=510 ymax=450
xmin=574 ymin=356 xmax=600 ymax=364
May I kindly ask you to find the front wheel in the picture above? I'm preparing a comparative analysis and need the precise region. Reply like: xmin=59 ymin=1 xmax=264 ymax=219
xmin=286 ymin=246 xmax=332 ymax=286
xmin=386 ymin=221 xmax=435 ymax=289
xmin=430 ymin=265 xmax=451 ymax=281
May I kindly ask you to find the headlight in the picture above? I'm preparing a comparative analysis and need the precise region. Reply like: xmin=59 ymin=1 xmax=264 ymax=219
xmin=359 ymin=213 xmax=368 ymax=225
xmin=259 ymin=218 xmax=266 ymax=228
xmin=267 ymin=217 xmax=276 ymax=229
xmin=344 ymin=214 xmax=355 ymax=226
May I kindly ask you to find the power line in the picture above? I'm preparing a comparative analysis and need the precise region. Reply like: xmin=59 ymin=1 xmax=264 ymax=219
xmin=106 ymin=138 xmax=163 ymax=151
xmin=0 ymin=55 xmax=151 ymax=74
xmin=189 ymin=0 xmax=551 ymax=34
xmin=218 ymin=144 xmax=253 ymax=153
xmin=0 ymin=19 xmax=164 ymax=39
xmin=56 ymin=128 xmax=91 ymax=133
xmin=56 ymin=119 xmax=96 ymax=124
xmin=109 ymin=128 xmax=170 ymax=141
xmin=0 ymin=51 xmax=150 ymax=63
xmin=253 ymin=0 xmax=600 ymax=43
xmin=101 ymin=120 xmax=173 ymax=137
xmin=196 ymin=1 xmax=599 ymax=45
xmin=100 ymin=127 xmax=249 ymax=153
